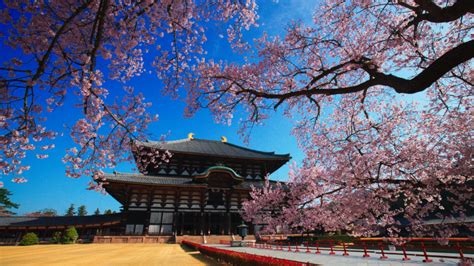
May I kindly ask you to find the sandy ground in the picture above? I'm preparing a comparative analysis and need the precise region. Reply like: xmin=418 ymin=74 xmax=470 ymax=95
xmin=0 ymin=243 xmax=221 ymax=266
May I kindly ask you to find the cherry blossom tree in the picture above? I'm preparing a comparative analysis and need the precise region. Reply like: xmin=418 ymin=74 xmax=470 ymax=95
xmin=188 ymin=0 xmax=473 ymax=238
xmin=0 ymin=0 xmax=257 ymax=188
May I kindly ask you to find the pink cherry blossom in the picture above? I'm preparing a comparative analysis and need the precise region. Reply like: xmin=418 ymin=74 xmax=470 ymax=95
xmin=1 ymin=0 xmax=258 ymax=190
xmin=190 ymin=0 xmax=473 ymax=238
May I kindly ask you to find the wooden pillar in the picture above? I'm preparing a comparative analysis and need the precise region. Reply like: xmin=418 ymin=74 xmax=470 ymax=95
xmin=122 ymin=185 xmax=131 ymax=234
xmin=145 ymin=189 xmax=153 ymax=235
xmin=172 ymin=212 xmax=177 ymax=235
xmin=226 ymin=213 xmax=231 ymax=235
xmin=207 ymin=213 xmax=210 ymax=235
xmin=200 ymin=212 xmax=204 ymax=235
xmin=200 ymin=189 xmax=206 ymax=235
xmin=181 ymin=213 xmax=184 ymax=235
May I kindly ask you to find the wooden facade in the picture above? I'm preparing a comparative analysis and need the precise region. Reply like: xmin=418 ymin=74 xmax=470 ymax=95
xmin=103 ymin=137 xmax=290 ymax=236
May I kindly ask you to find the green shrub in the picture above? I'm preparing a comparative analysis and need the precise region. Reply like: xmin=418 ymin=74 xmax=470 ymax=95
xmin=20 ymin=232 xmax=39 ymax=246
xmin=61 ymin=226 xmax=78 ymax=244
xmin=51 ymin=231 xmax=62 ymax=244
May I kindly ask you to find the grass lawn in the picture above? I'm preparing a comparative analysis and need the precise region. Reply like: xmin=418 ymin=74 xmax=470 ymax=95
xmin=0 ymin=244 xmax=220 ymax=265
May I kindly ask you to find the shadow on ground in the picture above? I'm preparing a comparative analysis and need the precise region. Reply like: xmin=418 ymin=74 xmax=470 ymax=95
xmin=180 ymin=244 xmax=224 ymax=266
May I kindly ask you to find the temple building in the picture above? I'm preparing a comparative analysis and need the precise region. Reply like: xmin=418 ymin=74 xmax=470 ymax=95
xmin=0 ymin=135 xmax=290 ymax=243
xmin=104 ymin=134 xmax=290 ymax=236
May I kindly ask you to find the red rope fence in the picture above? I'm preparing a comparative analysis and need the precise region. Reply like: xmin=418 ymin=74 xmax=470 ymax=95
xmin=249 ymin=237 xmax=473 ymax=263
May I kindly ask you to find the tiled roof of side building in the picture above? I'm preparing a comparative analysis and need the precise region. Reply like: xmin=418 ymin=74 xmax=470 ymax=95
xmin=0 ymin=213 xmax=121 ymax=228
xmin=133 ymin=138 xmax=291 ymax=160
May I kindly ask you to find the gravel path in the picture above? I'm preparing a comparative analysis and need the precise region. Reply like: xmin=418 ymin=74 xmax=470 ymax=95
xmin=211 ymin=244 xmax=469 ymax=265
xmin=0 ymin=244 xmax=219 ymax=266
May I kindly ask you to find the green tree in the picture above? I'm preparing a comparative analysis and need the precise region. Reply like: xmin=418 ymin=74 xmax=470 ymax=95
xmin=94 ymin=208 xmax=100 ymax=215
xmin=20 ymin=233 xmax=39 ymax=246
xmin=61 ymin=226 xmax=79 ymax=244
xmin=0 ymin=188 xmax=19 ymax=216
xmin=77 ymin=205 xmax=87 ymax=216
xmin=65 ymin=204 xmax=75 ymax=216
xmin=104 ymin=209 xmax=112 ymax=215
xmin=41 ymin=208 xmax=57 ymax=216
xmin=51 ymin=232 xmax=62 ymax=244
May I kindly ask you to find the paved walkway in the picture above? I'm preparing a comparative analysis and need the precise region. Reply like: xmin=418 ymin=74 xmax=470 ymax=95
xmin=0 ymin=244 xmax=220 ymax=266
xmin=212 ymin=244 xmax=468 ymax=265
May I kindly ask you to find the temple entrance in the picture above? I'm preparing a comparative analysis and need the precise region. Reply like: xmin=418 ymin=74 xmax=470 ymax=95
xmin=177 ymin=212 xmax=200 ymax=235
xmin=207 ymin=213 xmax=225 ymax=234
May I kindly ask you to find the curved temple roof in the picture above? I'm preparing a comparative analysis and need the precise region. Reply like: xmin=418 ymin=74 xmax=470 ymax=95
xmin=133 ymin=138 xmax=291 ymax=161
xmin=103 ymin=172 xmax=284 ymax=190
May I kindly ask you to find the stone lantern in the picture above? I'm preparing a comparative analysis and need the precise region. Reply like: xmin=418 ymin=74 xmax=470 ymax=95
xmin=237 ymin=222 xmax=248 ymax=241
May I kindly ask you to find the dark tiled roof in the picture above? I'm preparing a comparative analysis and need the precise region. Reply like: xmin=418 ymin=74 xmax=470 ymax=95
xmin=234 ymin=180 xmax=285 ymax=190
xmin=103 ymin=172 xmax=197 ymax=186
xmin=134 ymin=138 xmax=291 ymax=160
xmin=103 ymin=172 xmax=284 ymax=189
xmin=0 ymin=214 xmax=121 ymax=228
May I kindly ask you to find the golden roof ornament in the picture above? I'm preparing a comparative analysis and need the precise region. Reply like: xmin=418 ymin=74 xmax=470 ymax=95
xmin=221 ymin=136 xmax=227 ymax=143
xmin=188 ymin=133 xmax=195 ymax=140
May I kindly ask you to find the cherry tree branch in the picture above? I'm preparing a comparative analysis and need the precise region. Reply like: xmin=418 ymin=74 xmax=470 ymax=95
xmin=221 ymin=40 xmax=473 ymax=109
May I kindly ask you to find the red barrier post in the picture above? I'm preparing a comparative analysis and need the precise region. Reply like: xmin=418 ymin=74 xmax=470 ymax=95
xmin=401 ymin=244 xmax=410 ymax=261
xmin=329 ymin=240 xmax=336 ymax=255
xmin=295 ymin=242 xmax=300 ymax=252
xmin=288 ymin=242 xmax=292 ymax=252
xmin=362 ymin=241 xmax=370 ymax=258
xmin=342 ymin=242 xmax=349 ymax=256
xmin=457 ymin=242 xmax=464 ymax=260
xmin=306 ymin=241 xmax=311 ymax=253
xmin=421 ymin=241 xmax=432 ymax=263
xmin=379 ymin=242 xmax=388 ymax=260
xmin=315 ymin=240 xmax=321 ymax=254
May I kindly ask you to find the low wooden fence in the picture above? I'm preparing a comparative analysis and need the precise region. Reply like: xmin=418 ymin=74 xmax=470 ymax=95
xmin=182 ymin=240 xmax=317 ymax=265
xmin=251 ymin=237 xmax=473 ymax=263
xmin=93 ymin=235 xmax=173 ymax=244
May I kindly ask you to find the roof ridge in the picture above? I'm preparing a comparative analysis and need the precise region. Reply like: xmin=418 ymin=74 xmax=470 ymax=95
xmin=145 ymin=138 xmax=190 ymax=145
xmin=135 ymin=138 xmax=290 ymax=158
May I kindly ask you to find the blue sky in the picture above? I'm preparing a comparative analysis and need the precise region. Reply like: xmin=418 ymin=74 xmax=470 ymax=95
xmin=2 ymin=1 xmax=317 ymax=215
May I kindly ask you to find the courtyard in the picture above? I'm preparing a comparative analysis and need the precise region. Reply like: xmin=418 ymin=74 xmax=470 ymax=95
xmin=0 ymin=244 xmax=220 ymax=266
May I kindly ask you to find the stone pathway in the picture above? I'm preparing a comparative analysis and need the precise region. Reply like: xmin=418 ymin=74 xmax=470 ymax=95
xmin=211 ymin=244 xmax=470 ymax=265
